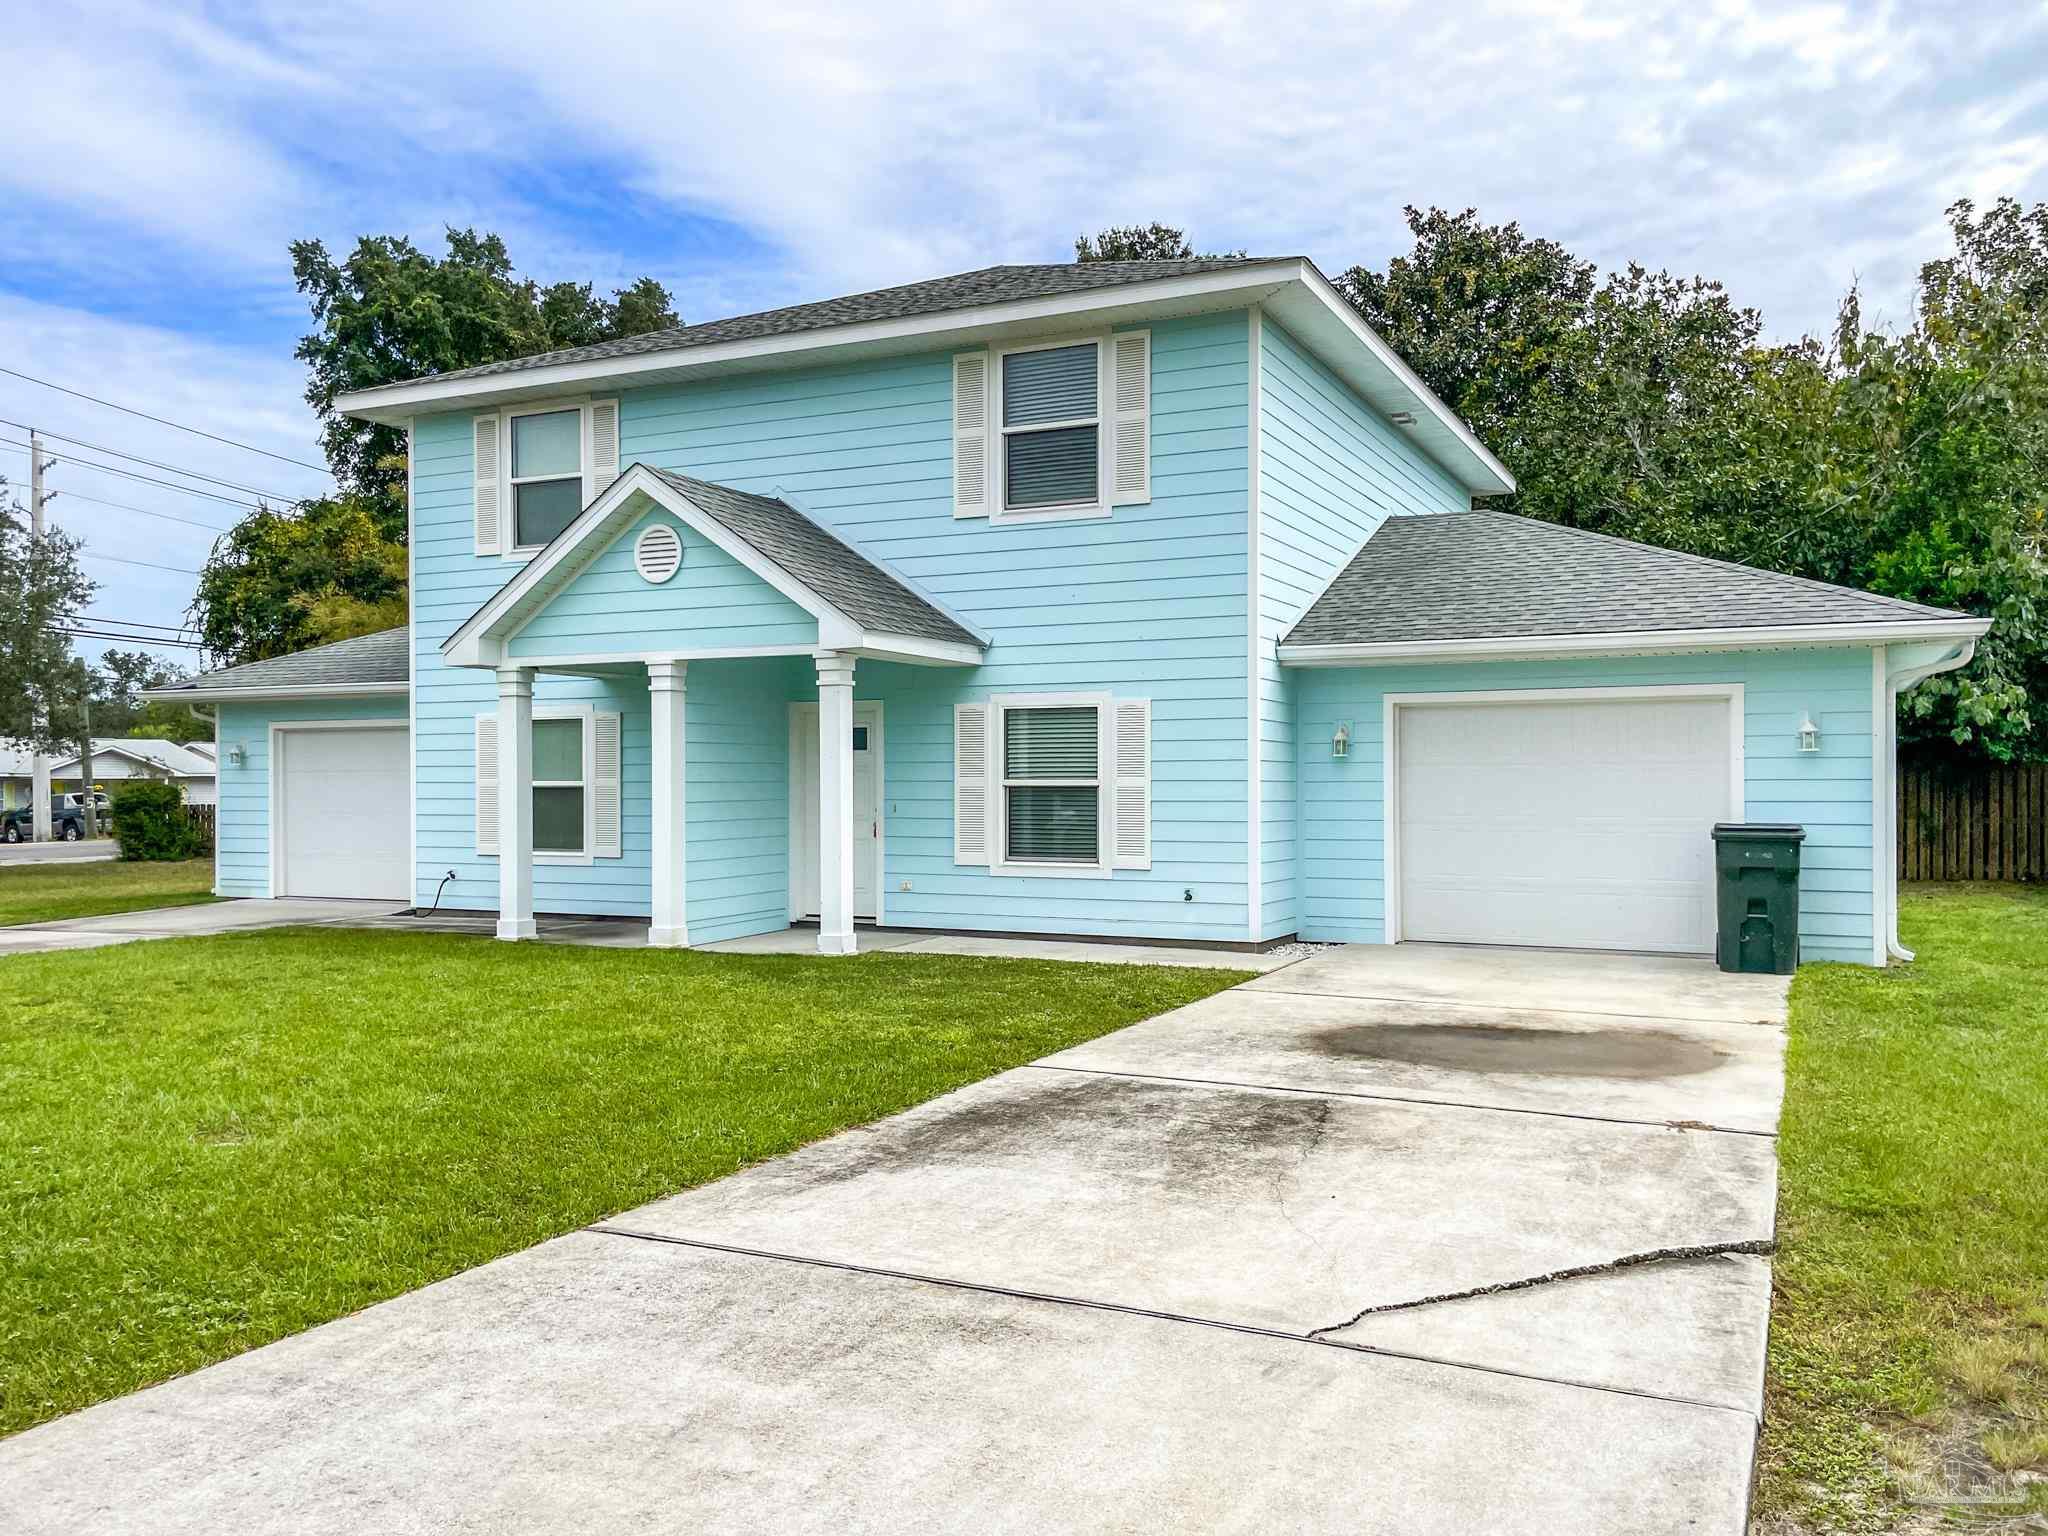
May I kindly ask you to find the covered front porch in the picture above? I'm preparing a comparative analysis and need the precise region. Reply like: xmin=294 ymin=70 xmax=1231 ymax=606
xmin=443 ymin=465 xmax=988 ymax=955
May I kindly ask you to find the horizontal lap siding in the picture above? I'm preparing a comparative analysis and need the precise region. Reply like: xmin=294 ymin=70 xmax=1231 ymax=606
xmin=507 ymin=512 xmax=817 ymax=658
xmin=213 ymin=698 xmax=409 ymax=897
xmin=617 ymin=311 xmax=1251 ymax=942
xmin=1256 ymin=318 xmax=1468 ymax=941
xmin=1295 ymin=649 xmax=1879 ymax=963
xmin=411 ymin=312 xmax=1252 ymax=942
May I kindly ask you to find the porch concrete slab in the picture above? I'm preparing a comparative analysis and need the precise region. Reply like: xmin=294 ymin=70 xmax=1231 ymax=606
xmin=0 ymin=897 xmax=410 ymax=956
xmin=0 ymin=1231 xmax=1757 ymax=1536
xmin=1246 ymin=941 xmax=1790 ymax=1025
xmin=1038 ymin=988 xmax=1787 ymax=1133
xmin=618 ymin=1066 xmax=1776 ymax=1404
xmin=890 ymin=932 xmax=1294 ymax=970
xmin=696 ymin=926 xmax=925 ymax=955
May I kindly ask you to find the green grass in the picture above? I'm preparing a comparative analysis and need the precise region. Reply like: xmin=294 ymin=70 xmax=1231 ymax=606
xmin=0 ymin=927 xmax=1248 ymax=1436
xmin=0 ymin=858 xmax=216 ymax=926
xmin=1758 ymin=884 xmax=2048 ymax=1531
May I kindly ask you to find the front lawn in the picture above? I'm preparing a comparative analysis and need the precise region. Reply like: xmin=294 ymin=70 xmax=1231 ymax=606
xmin=1759 ymin=884 xmax=2048 ymax=1531
xmin=0 ymin=858 xmax=216 ymax=926
xmin=0 ymin=928 xmax=1247 ymax=1437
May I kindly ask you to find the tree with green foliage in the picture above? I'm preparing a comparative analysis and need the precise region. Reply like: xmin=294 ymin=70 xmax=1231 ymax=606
xmin=291 ymin=228 xmax=681 ymax=499
xmin=1075 ymin=223 xmax=1243 ymax=262
xmin=1345 ymin=199 xmax=2048 ymax=763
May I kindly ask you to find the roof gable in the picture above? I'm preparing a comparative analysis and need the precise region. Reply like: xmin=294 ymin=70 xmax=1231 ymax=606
xmin=445 ymin=465 xmax=983 ymax=668
xmin=1282 ymin=511 xmax=1983 ymax=656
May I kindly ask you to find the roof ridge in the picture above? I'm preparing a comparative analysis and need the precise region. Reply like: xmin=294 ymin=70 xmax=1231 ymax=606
xmin=1459 ymin=509 xmax=1965 ymax=620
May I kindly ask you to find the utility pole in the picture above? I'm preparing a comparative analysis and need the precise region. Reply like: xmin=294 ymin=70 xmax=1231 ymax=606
xmin=28 ymin=431 xmax=52 ymax=843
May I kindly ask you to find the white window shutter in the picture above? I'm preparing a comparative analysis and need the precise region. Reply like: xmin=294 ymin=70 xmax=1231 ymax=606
xmin=475 ymin=714 xmax=500 ymax=855
xmin=593 ymin=711 xmax=622 ymax=858
xmin=473 ymin=415 xmax=502 ymax=555
xmin=1110 ymin=331 xmax=1151 ymax=506
xmin=952 ymin=351 xmax=991 ymax=518
xmin=954 ymin=701 xmax=991 ymax=864
xmin=1112 ymin=699 xmax=1151 ymax=869
xmin=589 ymin=400 xmax=620 ymax=498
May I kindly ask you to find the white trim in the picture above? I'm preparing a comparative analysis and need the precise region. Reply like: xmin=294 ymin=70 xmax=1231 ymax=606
xmin=406 ymin=419 xmax=418 ymax=908
xmin=266 ymin=719 xmax=412 ymax=901
xmin=506 ymin=644 xmax=809 ymax=669
xmin=144 ymin=682 xmax=409 ymax=705
xmin=989 ymin=690 xmax=1116 ymax=879
xmin=337 ymin=264 xmax=1302 ymax=419
xmin=1278 ymin=617 xmax=1991 ymax=666
xmin=1246 ymin=304 xmax=1264 ymax=944
xmin=851 ymin=633 xmax=986 ymax=667
xmin=1871 ymin=646 xmax=1889 ymax=968
xmin=787 ymin=699 xmax=884 ymax=923
xmin=1379 ymin=684 xmax=1745 ymax=947
xmin=501 ymin=397 xmax=597 ymax=561
xmin=990 ymin=332 xmax=1112 ymax=524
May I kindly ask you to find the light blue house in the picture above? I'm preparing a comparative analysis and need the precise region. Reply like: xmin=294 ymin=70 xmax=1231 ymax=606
xmin=151 ymin=258 xmax=1986 ymax=965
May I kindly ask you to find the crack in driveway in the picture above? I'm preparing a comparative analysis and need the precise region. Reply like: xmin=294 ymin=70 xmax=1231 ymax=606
xmin=1305 ymin=1238 xmax=1777 ymax=1340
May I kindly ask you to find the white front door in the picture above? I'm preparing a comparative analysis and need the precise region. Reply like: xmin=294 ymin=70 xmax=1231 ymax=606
xmin=276 ymin=725 xmax=410 ymax=899
xmin=792 ymin=702 xmax=881 ymax=920
xmin=1394 ymin=695 xmax=1734 ymax=954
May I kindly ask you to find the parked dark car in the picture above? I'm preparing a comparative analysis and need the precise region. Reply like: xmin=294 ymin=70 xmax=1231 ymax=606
xmin=1 ymin=794 xmax=107 ymax=843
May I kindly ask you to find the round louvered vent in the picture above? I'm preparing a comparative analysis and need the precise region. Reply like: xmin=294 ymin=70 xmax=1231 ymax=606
xmin=634 ymin=523 xmax=683 ymax=584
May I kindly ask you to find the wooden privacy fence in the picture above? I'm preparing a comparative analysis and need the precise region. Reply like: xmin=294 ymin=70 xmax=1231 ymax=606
xmin=183 ymin=803 xmax=217 ymax=853
xmin=1898 ymin=762 xmax=2048 ymax=882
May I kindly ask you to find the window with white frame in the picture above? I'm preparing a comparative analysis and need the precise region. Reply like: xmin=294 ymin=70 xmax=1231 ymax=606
xmin=532 ymin=716 xmax=586 ymax=854
xmin=1001 ymin=341 xmax=1100 ymax=513
xmin=509 ymin=408 xmax=585 ymax=550
xmin=1002 ymin=703 xmax=1101 ymax=864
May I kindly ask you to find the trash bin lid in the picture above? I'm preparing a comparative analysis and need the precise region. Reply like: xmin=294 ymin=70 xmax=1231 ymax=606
xmin=1710 ymin=822 xmax=1806 ymax=842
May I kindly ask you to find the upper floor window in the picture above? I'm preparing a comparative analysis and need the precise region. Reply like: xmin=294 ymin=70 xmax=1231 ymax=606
xmin=1001 ymin=342 xmax=1099 ymax=513
xmin=510 ymin=408 xmax=585 ymax=550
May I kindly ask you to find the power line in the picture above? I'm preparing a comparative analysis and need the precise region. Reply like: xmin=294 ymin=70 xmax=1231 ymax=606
xmin=38 ymin=490 xmax=232 ymax=534
xmin=0 ymin=436 xmax=269 ymax=510
xmin=53 ymin=626 xmax=207 ymax=650
xmin=82 ymin=551 xmax=202 ymax=575
xmin=75 ymin=614 xmax=195 ymax=634
xmin=0 ymin=419 xmax=305 ymax=503
xmin=0 ymin=365 xmax=332 ymax=474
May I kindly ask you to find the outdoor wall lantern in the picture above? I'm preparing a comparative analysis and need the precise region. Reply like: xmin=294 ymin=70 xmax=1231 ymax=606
xmin=1796 ymin=714 xmax=1821 ymax=753
xmin=225 ymin=743 xmax=247 ymax=768
xmin=1332 ymin=722 xmax=1352 ymax=759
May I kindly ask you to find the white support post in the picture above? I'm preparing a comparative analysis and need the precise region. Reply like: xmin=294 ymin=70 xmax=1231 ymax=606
xmin=815 ymin=651 xmax=857 ymax=955
xmin=496 ymin=666 xmax=537 ymax=941
xmin=648 ymin=660 xmax=689 ymax=948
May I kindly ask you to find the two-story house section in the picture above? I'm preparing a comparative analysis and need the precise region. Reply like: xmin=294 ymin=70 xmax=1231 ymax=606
xmin=152 ymin=258 xmax=1986 ymax=965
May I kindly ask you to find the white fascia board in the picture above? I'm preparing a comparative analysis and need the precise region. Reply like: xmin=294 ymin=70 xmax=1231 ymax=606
xmin=335 ymin=264 xmax=1304 ymax=424
xmin=1277 ymin=616 xmax=1992 ymax=666
xmin=1267 ymin=265 xmax=1517 ymax=497
xmin=850 ymin=633 xmax=984 ymax=667
xmin=140 ymin=682 xmax=410 ymax=704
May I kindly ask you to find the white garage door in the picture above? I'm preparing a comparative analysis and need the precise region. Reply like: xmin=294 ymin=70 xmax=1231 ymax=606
xmin=277 ymin=727 xmax=409 ymax=899
xmin=1395 ymin=696 xmax=1733 ymax=954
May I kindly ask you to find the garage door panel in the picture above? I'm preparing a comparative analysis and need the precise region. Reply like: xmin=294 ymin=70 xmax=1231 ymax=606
xmin=279 ymin=727 xmax=408 ymax=900
xmin=1397 ymin=698 xmax=1731 ymax=954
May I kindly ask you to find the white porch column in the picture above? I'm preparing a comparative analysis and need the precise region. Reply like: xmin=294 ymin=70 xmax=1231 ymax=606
xmin=648 ymin=660 xmax=689 ymax=948
xmin=815 ymin=651 xmax=857 ymax=955
xmin=496 ymin=666 xmax=537 ymax=941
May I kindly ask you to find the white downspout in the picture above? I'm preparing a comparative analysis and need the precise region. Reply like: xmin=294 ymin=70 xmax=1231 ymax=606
xmin=1881 ymin=637 xmax=1979 ymax=962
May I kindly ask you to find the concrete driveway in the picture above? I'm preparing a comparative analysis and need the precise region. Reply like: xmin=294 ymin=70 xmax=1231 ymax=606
xmin=0 ymin=897 xmax=411 ymax=955
xmin=0 ymin=839 xmax=117 ymax=866
xmin=0 ymin=943 xmax=1789 ymax=1535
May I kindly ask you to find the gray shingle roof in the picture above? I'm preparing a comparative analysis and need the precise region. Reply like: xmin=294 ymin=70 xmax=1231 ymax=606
xmin=425 ymin=260 xmax=1279 ymax=385
xmin=1284 ymin=511 xmax=1967 ymax=648
xmin=646 ymin=469 xmax=981 ymax=647
xmin=155 ymin=627 xmax=410 ymax=693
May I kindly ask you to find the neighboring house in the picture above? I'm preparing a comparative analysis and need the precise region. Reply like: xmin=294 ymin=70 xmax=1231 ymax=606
xmin=2 ymin=740 xmax=216 ymax=810
xmin=146 ymin=258 xmax=1987 ymax=965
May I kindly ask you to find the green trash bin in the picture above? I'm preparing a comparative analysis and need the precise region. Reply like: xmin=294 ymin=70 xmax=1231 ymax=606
xmin=1711 ymin=823 xmax=1805 ymax=974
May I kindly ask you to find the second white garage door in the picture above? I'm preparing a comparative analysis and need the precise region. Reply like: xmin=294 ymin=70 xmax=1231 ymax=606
xmin=1394 ymin=694 xmax=1735 ymax=954
xmin=276 ymin=725 xmax=409 ymax=900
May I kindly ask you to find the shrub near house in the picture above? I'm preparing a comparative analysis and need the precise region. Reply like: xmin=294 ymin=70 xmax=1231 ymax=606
xmin=110 ymin=782 xmax=208 ymax=862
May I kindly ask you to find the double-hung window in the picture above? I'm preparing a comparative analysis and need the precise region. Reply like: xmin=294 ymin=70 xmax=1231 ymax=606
xmin=509 ymin=408 xmax=585 ymax=551
xmin=531 ymin=716 xmax=586 ymax=855
xmin=1002 ymin=703 xmax=1102 ymax=865
xmin=1001 ymin=341 xmax=1100 ymax=514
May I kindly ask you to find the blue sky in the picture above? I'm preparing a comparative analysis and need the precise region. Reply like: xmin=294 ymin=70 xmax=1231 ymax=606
xmin=3 ymin=0 xmax=2045 ymax=676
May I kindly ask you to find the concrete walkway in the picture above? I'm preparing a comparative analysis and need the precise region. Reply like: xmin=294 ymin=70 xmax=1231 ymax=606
xmin=0 ymin=943 xmax=1789 ymax=1534
xmin=0 ymin=897 xmax=411 ymax=956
